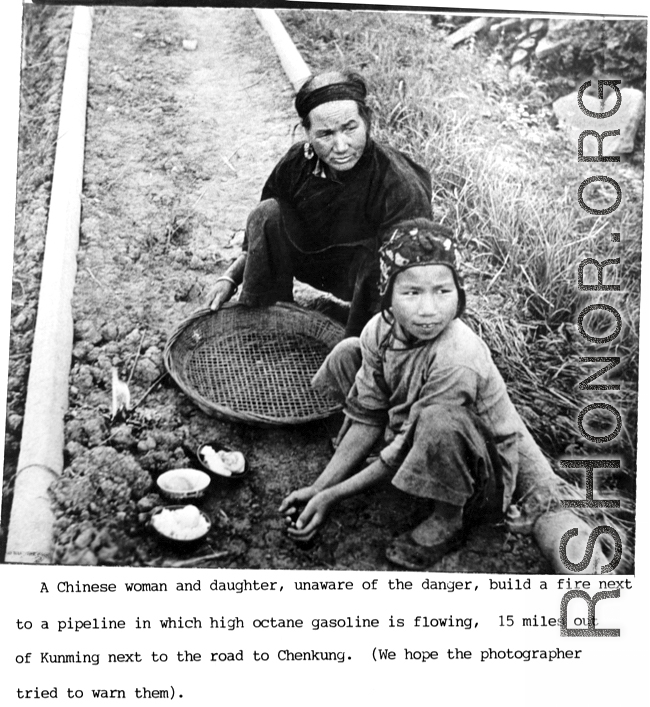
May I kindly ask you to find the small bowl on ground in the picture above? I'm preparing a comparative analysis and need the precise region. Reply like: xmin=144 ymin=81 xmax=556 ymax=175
xmin=156 ymin=468 xmax=211 ymax=501
xmin=150 ymin=504 xmax=211 ymax=548
xmin=197 ymin=441 xmax=249 ymax=480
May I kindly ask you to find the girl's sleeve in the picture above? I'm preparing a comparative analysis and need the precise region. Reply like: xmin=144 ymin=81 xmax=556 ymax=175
xmin=344 ymin=323 xmax=390 ymax=428
xmin=380 ymin=364 xmax=480 ymax=469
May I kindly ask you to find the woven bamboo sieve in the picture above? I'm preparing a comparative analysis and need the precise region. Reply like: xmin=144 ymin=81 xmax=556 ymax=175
xmin=164 ymin=303 xmax=345 ymax=425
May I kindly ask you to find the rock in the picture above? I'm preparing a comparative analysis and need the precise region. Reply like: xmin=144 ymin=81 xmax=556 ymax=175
xmin=73 ymin=365 xmax=95 ymax=393
xmin=12 ymin=309 xmax=35 ymax=332
xmin=72 ymin=340 xmax=94 ymax=361
xmin=75 ymin=527 xmax=95 ymax=549
xmin=508 ymin=65 xmax=528 ymax=83
xmin=111 ymin=424 xmax=137 ymax=450
xmin=81 ymin=217 xmax=101 ymax=242
xmin=103 ymin=341 xmax=121 ymax=357
xmin=97 ymin=546 xmax=119 ymax=564
xmin=545 ymin=18 xmax=573 ymax=41
xmin=66 ymin=418 xmax=85 ymax=443
xmin=7 ymin=413 xmax=23 ymax=431
xmin=510 ymin=48 xmax=530 ymax=66
xmin=136 ymin=357 xmax=160 ymax=383
xmin=528 ymin=19 xmax=546 ymax=35
xmin=75 ymin=319 xmax=103 ymax=345
xmin=489 ymin=18 xmax=520 ymax=34
xmin=182 ymin=39 xmax=198 ymax=51
xmin=553 ymin=87 xmax=645 ymax=155
xmin=101 ymin=322 xmax=120 ymax=341
xmin=95 ymin=354 xmax=113 ymax=373
xmin=82 ymin=417 xmax=108 ymax=446
xmin=79 ymin=550 xmax=99 ymax=566
xmin=110 ymin=71 xmax=131 ymax=91
xmin=535 ymin=36 xmax=571 ymax=60
xmin=125 ymin=328 xmax=142 ymax=346
xmin=144 ymin=345 xmax=162 ymax=367
xmin=64 ymin=440 xmax=86 ymax=460
xmin=445 ymin=17 xmax=492 ymax=46
xmin=137 ymin=494 xmax=161 ymax=512
xmin=137 ymin=435 xmax=157 ymax=453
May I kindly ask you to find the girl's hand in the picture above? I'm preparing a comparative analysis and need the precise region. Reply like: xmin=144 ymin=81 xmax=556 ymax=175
xmin=286 ymin=490 xmax=335 ymax=542
xmin=279 ymin=486 xmax=318 ymax=517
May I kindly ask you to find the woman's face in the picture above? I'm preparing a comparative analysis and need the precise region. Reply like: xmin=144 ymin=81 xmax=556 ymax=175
xmin=390 ymin=264 xmax=459 ymax=341
xmin=306 ymin=100 xmax=368 ymax=174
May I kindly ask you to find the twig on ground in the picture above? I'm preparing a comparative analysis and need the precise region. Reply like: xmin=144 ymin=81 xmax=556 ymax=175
xmin=221 ymin=154 xmax=238 ymax=175
xmin=160 ymin=550 xmax=230 ymax=568
xmin=126 ymin=330 xmax=147 ymax=386
xmin=132 ymin=372 xmax=168 ymax=410
xmin=85 ymin=267 xmax=105 ymax=290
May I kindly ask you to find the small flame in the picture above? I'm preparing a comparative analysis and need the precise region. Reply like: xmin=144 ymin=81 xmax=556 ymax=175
xmin=111 ymin=367 xmax=131 ymax=420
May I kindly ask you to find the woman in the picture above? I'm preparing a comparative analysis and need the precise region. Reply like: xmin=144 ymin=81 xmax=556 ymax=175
xmin=209 ymin=70 xmax=433 ymax=336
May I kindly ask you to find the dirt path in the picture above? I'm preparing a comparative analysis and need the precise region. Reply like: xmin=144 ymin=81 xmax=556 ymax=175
xmin=36 ymin=7 xmax=547 ymax=571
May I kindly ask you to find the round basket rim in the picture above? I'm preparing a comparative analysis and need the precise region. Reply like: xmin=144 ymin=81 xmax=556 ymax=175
xmin=164 ymin=302 xmax=345 ymax=426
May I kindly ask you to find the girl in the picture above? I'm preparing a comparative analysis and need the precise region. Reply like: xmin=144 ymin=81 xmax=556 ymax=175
xmin=279 ymin=218 xmax=550 ymax=570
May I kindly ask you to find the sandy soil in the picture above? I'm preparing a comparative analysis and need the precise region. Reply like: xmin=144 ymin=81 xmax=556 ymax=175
xmin=7 ymin=6 xmax=547 ymax=572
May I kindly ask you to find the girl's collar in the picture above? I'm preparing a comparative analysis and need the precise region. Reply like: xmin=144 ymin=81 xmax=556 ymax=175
xmin=380 ymin=311 xmax=431 ymax=351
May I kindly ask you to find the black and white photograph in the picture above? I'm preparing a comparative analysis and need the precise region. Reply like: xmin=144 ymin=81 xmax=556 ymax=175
xmin=2 ymin=3 xmax=645 ymax=574
xmin=1 ymin=2 xmax=648 ymax=704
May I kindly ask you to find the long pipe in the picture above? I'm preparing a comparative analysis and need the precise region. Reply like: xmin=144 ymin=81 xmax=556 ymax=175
xmin=253 ymin=9 xmax=311 ymax=91
xmin=6 ymin=7 xmax=93 ymax=564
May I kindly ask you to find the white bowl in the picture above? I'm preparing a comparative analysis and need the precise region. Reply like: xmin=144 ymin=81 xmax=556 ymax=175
xmin=156 ymin=468 xmax=211 ymax=501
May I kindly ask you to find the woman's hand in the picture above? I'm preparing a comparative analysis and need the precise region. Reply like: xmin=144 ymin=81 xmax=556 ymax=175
xmin=207 ymin=279 xmax=236 ymax=311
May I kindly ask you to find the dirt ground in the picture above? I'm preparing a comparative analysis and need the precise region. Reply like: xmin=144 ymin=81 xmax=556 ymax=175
xmin=5 ymin=6 xmax=548 ymax=571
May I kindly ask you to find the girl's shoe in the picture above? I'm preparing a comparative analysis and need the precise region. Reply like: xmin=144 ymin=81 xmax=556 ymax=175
xmin=385 ymin=515 xmax=463 ymax=570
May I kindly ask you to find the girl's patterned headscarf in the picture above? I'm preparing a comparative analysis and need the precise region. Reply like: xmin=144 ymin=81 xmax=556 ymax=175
xmin=379 ymin=219 xmax=466 ymax=317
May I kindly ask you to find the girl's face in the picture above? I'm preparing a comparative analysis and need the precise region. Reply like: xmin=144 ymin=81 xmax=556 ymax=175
xmin=390 ymin=264 xmax=459 ymax=341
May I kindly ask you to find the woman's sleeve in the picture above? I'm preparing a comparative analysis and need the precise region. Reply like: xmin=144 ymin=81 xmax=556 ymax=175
xmin=260 ymin=144 xmax=302 ymax=202
xmin=380 ymin=364 xmax=480 ymax=469
xmin=344 ymin=324 xmax=390 ymax=428
xmin=260 ymin=160 xmax=284 ymax=202
xmin=376 ymin=161 xmax=433 ymax=242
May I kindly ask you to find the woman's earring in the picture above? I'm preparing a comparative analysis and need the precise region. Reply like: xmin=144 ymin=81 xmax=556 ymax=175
xmin=303 ymin=142 xmax=315 ymax=160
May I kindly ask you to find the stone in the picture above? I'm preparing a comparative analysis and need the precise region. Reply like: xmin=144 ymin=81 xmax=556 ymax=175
xmin=183 ymin=39 xmax=198 ymax=51
xmin=82 ymin=417 xmax=108 ymax=447
xmin=553 ymin=87 xmax=645 ymax=155
xmin=534 ymin=36 xmax=571 ymax=60
xmin=75 ymin=528 xmax=95 ymax=549
xmin=111 ymin=424 xmax=137 ymax=450
xmin=75 ymin=319 xmax=103 ymax=345
xmin=528 ymin=19 xmax=546 ymax=35
xmin=101 ymin=322 xmax=119 ymax=341
xmin=6 ymin=413 xmax=23 ymax=431
xmin=136 ymin=357 xmax=160 ymax=383
xmin=511 ymin=48 xmax=530 ymax=66
xmin=73 ymin=365 xmax=95 ymax=393
xmin=137 ymin=435 xmax=157 ymax=453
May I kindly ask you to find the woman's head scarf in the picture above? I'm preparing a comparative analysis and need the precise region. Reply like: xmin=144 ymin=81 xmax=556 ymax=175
xmin=295 ymin=72 xmax=369 ymax=125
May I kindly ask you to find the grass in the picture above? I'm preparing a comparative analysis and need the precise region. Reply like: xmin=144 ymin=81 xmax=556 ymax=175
xmin=280 ymin=11 xmax=642 ymax=485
